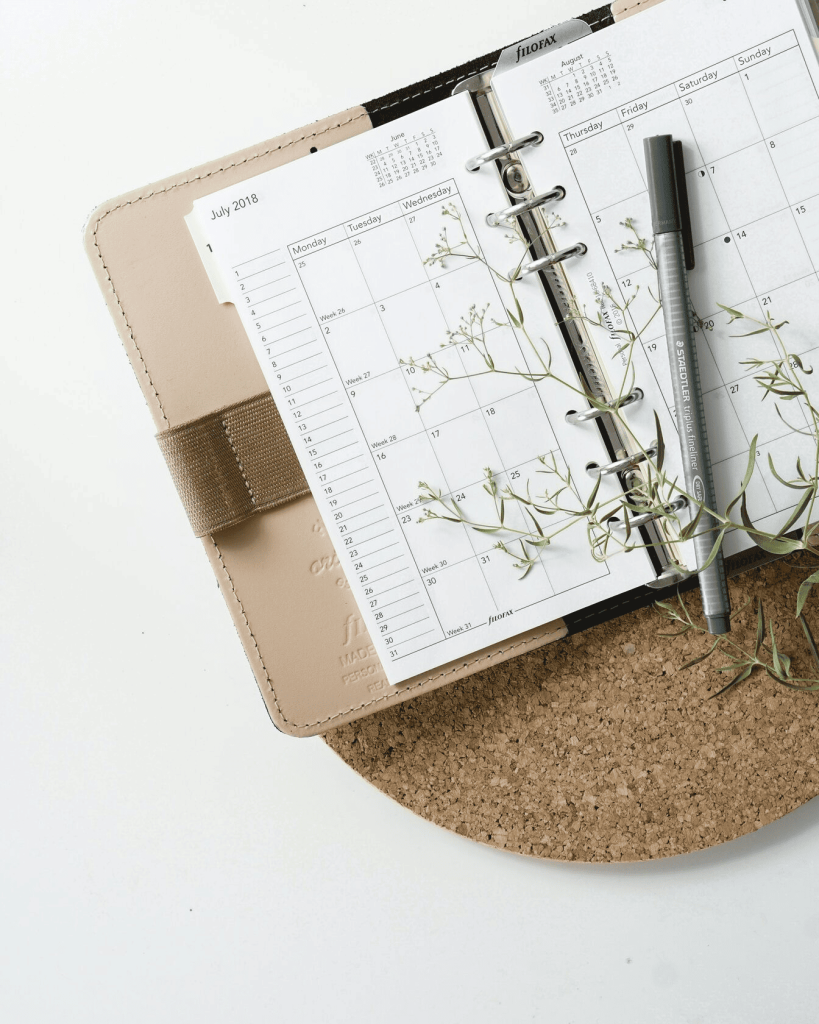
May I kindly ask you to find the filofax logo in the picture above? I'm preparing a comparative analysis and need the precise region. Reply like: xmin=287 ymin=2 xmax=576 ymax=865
xmin=514 ymin=33 xmax=558 ymax=64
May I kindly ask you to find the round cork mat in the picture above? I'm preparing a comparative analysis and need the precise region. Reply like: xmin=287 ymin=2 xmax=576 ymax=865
xmin=324 ymin=560 xmax=819 ymax=861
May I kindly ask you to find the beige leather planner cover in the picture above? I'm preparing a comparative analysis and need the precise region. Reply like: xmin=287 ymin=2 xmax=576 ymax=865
xmin=85 ymin=106 xmax=567 ymax=736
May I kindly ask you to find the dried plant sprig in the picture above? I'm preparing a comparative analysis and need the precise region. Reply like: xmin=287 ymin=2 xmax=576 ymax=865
xmin=655 ymin=590 xmax=819 ymax=695
xmin=405 ymin=206 xmax=819 ymax=692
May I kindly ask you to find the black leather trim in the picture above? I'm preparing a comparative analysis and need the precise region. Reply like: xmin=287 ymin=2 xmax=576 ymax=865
xmin=564 ymin=538 xmax=800 ymax=635
xmin=364 ymin=6 xmax=615 ymax=127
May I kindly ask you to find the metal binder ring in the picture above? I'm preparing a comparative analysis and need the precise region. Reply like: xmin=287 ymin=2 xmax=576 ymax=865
xmin=586 ymin=444 xmax=659 ymax=478
xmin=465 ymin=131 xmax=543 ymax=172
xmin=565 ymin=388 xmax=643 ymax=424
xmin=613 ymin=496 xmax=688 ymax=530
xmin=513 ymin=243 xmax=587 ymax=280
xmin=486 ymin=187 xmax=566 ymax=227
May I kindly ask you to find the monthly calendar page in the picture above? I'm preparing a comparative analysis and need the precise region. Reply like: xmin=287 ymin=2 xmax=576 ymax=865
xmin=493 ymin=0 xmax=819 ymax=558
xmin=189 ymin=95 xmax=651 ymax=684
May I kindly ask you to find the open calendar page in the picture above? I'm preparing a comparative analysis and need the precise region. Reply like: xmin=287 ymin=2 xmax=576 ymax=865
xmin=189 ymin=94 xmax=652 ymax=685
xmin=492 ymin=0 xmax=819 ymax=561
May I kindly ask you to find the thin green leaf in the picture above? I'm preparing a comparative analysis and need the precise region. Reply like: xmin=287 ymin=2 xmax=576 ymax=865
xmin=654 ymin=599 xmax=679 ymax=617
xmin=653 ymin=412 xmax=665 ymax=472
xmin=709 ymin=664 xmax=753 ymax=698
xmin=680 ymin=638 xmax=721 ymax=670
xmin=525 ymin=506 xmax=543 ymax=537
xmin=755 ymin=601 xmax=764 ymax=657
xmin=506 ymin=307 xmax=521 ymax=329
xmin=680 ymin=499 xmax=705 ymax=541
xmin=717 ymin=303 xmax=745 ymax=319
xmin=740 ymin=492 xmax=803 ymax=554
xmin=769 ymin=622 xmax=781 ymax=675
xmin=623 ymin=505 xmax=632 ymax=542
xmin=796 ymin=570 xmax=819 ymax=618
xmin=767 ymin=454 xmax=814 ymax=490
xmin=586 ymin=473 xmax=602 ymax=509
xmin=799 ymin=613 xmax=819 ymax=672
xmin=697 ymin=528 xmax=729 ymax=573
xmin=726 ymin=437 xmax=758 ymax=518
xmin=779 ymin=487 xmax=814 ymax=535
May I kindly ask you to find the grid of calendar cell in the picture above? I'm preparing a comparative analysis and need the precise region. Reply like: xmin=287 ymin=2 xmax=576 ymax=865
xmin=433 ymin=259 xmax=503 ymax=330
xmin=683 ymin=76 xmax=762 ymax=163
xmin=325 ymin=305 xmax=397 ymax=383
xmin=761 ymin=276 xmax=819 ymax=356
xmin=741 ymin=46 xmax=819 ymax=138
xmin=448 ymin=472 xmax=531 ymax=557
xmin=290 ymin=180 xmax=580 ymax=623
xmin=733 ymin=211 xmax=814 ymax=295
xmin=423 ymin=558 xmax=494 ymax=636
xmin=351 ymin=218 xmax=428 ymax=300
xmin=687 ymin=235 xmax=754 ymax=320
xmin=561 ymin=30 xmax=819 ymax=530
xmin=769 ymin=118 xmax=819 ymax=203
xmin=706 ymin=298 xmax=779 ymax=385
xmin=416 ymin=348 xmax=480 ymax=430
xmin=460 ymin=325 xmax=537 ymax=406
xmin=377 ymin=283 xmax=449 ymax=362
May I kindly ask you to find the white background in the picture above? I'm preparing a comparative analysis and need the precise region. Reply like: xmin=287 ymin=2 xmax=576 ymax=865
xmin=2 ymin=0 xmax=819 ymax=1020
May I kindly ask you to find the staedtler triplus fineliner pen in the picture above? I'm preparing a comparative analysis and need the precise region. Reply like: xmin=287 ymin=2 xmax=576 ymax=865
xmin=644 ymin=134 xmax=731 ymax=635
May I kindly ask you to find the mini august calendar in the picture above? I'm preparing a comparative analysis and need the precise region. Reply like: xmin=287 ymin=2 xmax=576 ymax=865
xmin=190 ymin=0 xmax=819 ymax=684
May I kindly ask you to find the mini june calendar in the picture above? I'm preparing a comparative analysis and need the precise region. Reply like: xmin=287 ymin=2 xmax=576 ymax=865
xmin=493 ymin=0 xmax=819 ymax=557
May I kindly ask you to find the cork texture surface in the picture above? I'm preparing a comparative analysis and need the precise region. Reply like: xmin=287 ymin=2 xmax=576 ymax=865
xmin=324 ymin=561 xmax=819 ymax=861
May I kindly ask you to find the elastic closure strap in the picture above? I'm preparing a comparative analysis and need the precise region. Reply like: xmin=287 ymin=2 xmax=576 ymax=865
xmin=156 ymin=392 xmax=309 ymax=537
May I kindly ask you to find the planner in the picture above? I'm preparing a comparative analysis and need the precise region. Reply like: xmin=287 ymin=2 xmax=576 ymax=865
xmin=187 ymin=0 xmax=819 ymax=685
xmin=86 ymin=0 xmax=819 ymax=734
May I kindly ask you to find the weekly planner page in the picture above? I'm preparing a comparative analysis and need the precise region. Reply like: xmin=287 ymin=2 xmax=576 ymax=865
xmin=189 ymin=95 xmax=651 ymax=684
xmin=493 ymin=0 xmax=819 ymax=558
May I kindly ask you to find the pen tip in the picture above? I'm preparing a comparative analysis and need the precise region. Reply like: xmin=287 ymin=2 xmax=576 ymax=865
xmin=706 ymin=614 xmax=731 ymax=635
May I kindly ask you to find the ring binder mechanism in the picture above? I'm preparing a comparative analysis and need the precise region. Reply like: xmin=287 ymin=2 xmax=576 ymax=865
xmin=586 ymin=445 xmax=659 ymax=479
xmin=613 ymin=496 xmax=688 ymax=530
xmin=514 ymin=243 xmax=587 ymax=279
xmin=486 ymin=186 xmax=565 ymax=227
xmin=564 ymin=388 xmax=643 ymax=424
xmin=453 ymin=55 xmax=689 ymax=590
xmin=465 ymin=130 xmax=543 ymax=172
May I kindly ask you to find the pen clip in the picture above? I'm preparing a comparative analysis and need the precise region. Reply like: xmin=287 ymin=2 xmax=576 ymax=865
xmin=672 ymin=140 xmax=695 ymax=272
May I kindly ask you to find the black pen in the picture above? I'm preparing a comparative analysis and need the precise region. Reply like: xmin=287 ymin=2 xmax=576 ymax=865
xmin=644 ymin=134 xmax=731 ymax=635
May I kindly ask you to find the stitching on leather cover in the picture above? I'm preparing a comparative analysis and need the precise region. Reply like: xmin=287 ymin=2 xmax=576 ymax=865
xmin=209 ymin=535 xmax=567 ymax=728
xmin=368 ymin=59 xmax=499 ymax=113
xmin=221 ymin=417 xmax=256 ymax=505
xmin=301 ymin=627 xmax=568 ymax=728
xmin=612 ymin=0 xmax=656 ymax=15
xmin=89 ymin=222 xmax=171 ymax=427
xmin=367 ymin=10 xmax=613 ymax=116
xmin=210 ymin=538 xmax=288 ymax=721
